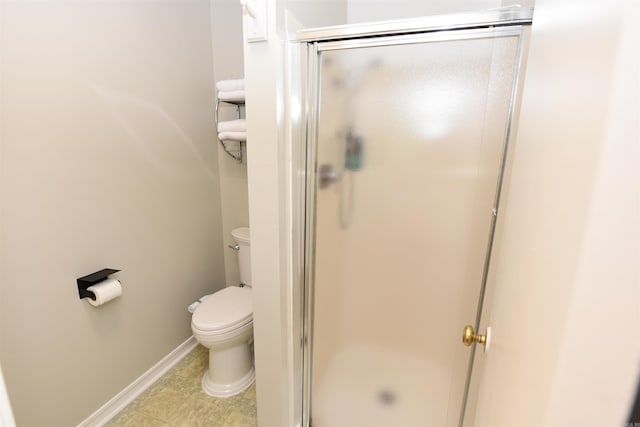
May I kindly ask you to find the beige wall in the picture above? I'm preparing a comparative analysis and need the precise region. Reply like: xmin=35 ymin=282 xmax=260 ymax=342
xmin=286 ymin=0 xmax=347 ymax=28
xmin=469 ymin=0 xmax=640 ymax=426
xmin=286 ymin=0 xmax=519 ymax=28
xmin=210 ymin=0 xmax=250 ymax=286
xmin=346 ymin=0 xmax=502 ymax=23
xmin=0 ymin=1 xmax=225 ymax=425
xmin=243 ymin=1 xmax=351 ymax=425
xmin=243 ymin=0 xmax=288 ymax=425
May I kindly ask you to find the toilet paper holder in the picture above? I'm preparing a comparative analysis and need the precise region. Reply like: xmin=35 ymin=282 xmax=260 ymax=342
xmin=77 ymin=268 xmax=120 ymax=300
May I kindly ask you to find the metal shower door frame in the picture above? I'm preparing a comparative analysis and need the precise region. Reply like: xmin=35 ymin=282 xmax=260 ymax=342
xmin=293 ymin=9 xmax=533 ymax=427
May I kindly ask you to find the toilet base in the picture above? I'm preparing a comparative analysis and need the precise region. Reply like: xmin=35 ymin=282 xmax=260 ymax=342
xmin=202 ymin=366 xmax=255 ymax=397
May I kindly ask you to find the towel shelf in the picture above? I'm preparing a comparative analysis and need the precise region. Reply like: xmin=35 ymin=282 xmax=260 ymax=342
xmin=215 ymin=97 xmax=245 ymax=163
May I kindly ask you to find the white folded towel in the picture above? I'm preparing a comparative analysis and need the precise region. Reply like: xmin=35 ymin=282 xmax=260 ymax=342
xmin=216 ymin=79 xmax=245 ymax=92
xmin=217 ymin=119 xmax=246 ymax=133
xmin=219 ymin=131 xmax=247 ymax=142
xmin=218 ymin=90 xmax=245 ymax=102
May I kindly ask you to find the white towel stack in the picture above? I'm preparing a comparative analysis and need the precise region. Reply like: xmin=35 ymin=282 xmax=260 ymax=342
xmin=219 ymin=131 xmax=247 ymax=142
xmin=218 ymin=119 xmax=247 ymax=141
xmin=216 ymin=79 xmax=244 ymax=91
xmin=217 ymin=119 xmax=246 ymax=132
xmin=217 ymin=79 xmax=246 ymax=141
xmin=217 ymin=79 xmax=245 ymax=103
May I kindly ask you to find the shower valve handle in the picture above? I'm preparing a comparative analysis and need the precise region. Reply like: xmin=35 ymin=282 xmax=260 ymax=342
xmin=228 ymin=244 xmax=240 ymax=251
xmin=318 ymin=164 xmax=341 ymax=189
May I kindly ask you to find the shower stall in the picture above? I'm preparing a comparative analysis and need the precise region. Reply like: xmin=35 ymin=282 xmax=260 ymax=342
xmin=294 ymin=8 xmax=532 ymax=427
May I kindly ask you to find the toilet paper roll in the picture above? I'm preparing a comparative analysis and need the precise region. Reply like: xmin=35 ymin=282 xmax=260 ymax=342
xmin=86 ymin=278 xmax=122 ymax=306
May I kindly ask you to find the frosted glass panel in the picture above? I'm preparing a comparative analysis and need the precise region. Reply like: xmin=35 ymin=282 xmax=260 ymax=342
xmin=309 ymin=32 xmax=520 ymax=427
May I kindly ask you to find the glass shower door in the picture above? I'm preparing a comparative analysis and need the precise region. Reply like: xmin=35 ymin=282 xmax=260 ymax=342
xmin=305 ymin=28 xmax=524 ymax=427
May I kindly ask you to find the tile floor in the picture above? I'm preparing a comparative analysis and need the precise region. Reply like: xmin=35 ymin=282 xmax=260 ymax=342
xmin=105 ymin=344 xmax=257 ymax=427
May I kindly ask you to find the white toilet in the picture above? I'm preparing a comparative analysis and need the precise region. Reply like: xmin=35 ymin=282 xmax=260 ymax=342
xmin=191 ymin=227 xmax=254 ymax=397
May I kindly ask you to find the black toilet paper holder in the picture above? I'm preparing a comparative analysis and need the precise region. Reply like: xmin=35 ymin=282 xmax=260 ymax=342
xmin=77 ymin=269 xmax=120 ymax=300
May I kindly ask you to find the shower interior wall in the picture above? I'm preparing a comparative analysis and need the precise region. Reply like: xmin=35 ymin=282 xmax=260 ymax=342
xmin=0 ymin=1 xmax=247 ymax=425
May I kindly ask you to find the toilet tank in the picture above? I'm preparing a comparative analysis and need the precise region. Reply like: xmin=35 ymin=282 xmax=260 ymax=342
xmin=231 ymin=227 xmax=251 ymax=286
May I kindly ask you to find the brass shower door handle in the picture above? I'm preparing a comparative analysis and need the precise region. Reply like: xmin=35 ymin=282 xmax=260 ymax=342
xmin=462 ymin=325 xmax=487 ymax=347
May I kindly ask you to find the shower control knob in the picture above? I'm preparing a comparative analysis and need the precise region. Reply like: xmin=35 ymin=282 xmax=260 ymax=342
xmin=318 ymin=164 xmax=340 ymax=189
xmin=228 ymin=244 xmax=240 ymax=251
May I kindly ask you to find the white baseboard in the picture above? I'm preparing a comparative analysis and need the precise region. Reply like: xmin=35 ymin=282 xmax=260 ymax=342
xmin=77 ymin=336 xmax=198 ymax=427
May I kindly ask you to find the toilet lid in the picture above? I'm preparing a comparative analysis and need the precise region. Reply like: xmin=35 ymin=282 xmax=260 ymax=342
xmin=192 ymin=286 xmax=252 ymax=332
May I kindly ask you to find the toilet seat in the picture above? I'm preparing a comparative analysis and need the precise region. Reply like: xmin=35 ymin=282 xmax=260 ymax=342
xmin=192 ymin=286 xmax=252 ymax=334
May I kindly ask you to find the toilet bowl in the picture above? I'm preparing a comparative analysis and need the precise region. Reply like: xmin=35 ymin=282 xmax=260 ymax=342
xmin=191 ymin=227 xmax=254 ymax=397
